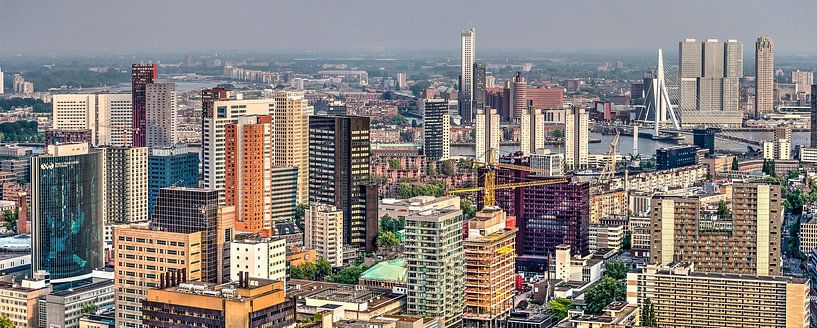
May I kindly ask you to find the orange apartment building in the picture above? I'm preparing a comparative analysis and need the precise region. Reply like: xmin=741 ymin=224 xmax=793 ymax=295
xmin=225 ymin=115 xmax=274 ymax=233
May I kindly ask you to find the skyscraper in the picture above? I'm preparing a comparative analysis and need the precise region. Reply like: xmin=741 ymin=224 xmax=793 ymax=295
xmin=145 ymin=82 xmax=177 ymax=148
xmin=473 ymin=63 xmax=486 ymax=111
xmin=405 ymin=206 xmax=465 ymax=328
xmin=812 ymin=85 xmax=817 ymax=147
xmin=131 ymin=64 xmax=156 ymax=147
xmin=52 ymin=93 xmax=132 ymax=147
xmin=104 ymin=147 xmax=148 ymax=225
xmin=152 ymin=187 xmax=235 ymax=283
xmin=792 ymin=70 xmax=813 ymax=97
xmin=565 ymin=106 xmax=589 ymax=170
xmin=678 ymin=38 xmax=743 ymax=115
xmin=459 ymin=28 xmax=476 ymax=124
xmin=510 ymin=72 xmax=528 ymax=121
xmin=520 ymin=103 xmax=545 ymax=155
xmin=0 ymin=67 xmax=4 ymax=95
xmin=308 ymin=115 xmax=372 ymax=249
xmin=273 ymin=91 xmax=313 ymax=204
xmin=755 ymin=36 xmax=775 ymax=116
xmin=224 ymin=116 xmax=275 ymax=233
xmin=423 ymin=99 xmax=451 ymax=161
xmin=147 ymin=146 xmax=199 ymax=217
xmin=31 ymin=143 xmax=104 ymax=282
xmin=475 ymin=108 xmax=500 ymax=163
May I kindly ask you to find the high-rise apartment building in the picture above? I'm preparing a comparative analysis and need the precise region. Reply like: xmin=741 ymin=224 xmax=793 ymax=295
xmin=308 ymin=114 xmax=373 ymax=249
xmin=273 ymin=91 xmax=312 ymax=204
xmin=520 ymin=104 xmax=545 ymax=155
xmin=147 ymin=146 xmax=199 ymax=216
xmin=463 ymin=208 xmax=516 ymax=327
xmin=104 ymin=146 xmax=148 ymax=231
xmin=269 ymin=166 xmax=298 ymax=224
xmin=627 ymin=263 xmax=808 ymax=328
xmin=224 ymin=115 xmax=275 ymax=233
xmin=113 ymin=223 xmax=203 ymax=328
xmin=473 ymin=63 xmax=486 ymax=111
xmin=152 ymin=187 xmax=235 ymax=283
xmin=812 ymin=85 xmax=817 ymax=147
xmin=649 ymin=182 xmax=782 ymax=276
xmin=755 ymin=36 xmax=775 ymax=116
xmin=230 ymin=237 xmax=286 ymax=281
xmin=141 ymin=278 xmax=295 ymax=328
xmin=565 ymin=106 xmax=589 ymax=170
xmin=304 ymin=204 xmax=344 ymax=267
xmin=679 ymin=38 xmax=743 ymax=114
xmin=52 ymin=93 xmax=133 ymax=146
xmin=31 ymin=143 xmax=104 ymax=283
xmin=460 ymin=28 xmax=476 ymax=124
xmin=404 ymin=206 xmax=465 ymax=328
xmin=792 ymin=70 xmax=813 ymax=97
xmin=0 ymin=67 xmax=4 ymax=95
xmin=475 ymin=108 xmax=500 ymax=163
xmin=510 ymin=72 xmax=528 ymax=121
xmin=423 ymin=99 xmax=451 ymax=161
xmin=145 ymin=82 xmax=177 ymax=148
xmin=131 ymin=64 xmax=156 ymax=147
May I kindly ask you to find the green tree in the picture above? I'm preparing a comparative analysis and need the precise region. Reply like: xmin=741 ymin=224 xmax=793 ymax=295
xmin=548 ymin=298 xmax=573 ymax=321
xmin=460 ymin=199 xmax=477 ymax=219
xmin=640 ymin=298 xmax=658 ymax=327
xmin=2 ymin=210 xmax=16 ymax=232
xmin=622 ymin=231 xmax=631 ymax=250
xmin=731 ymin=157 xmax=739 ymax=170
xmin=380 ymin=214 xmax=405 ymax=233
xmin=551 ymin=129 xmax=565 ymax=138
xmin=788 ymin=169 xmax=801 ymax=181
xmin=376 ymin=231 xmax=400 ymax=249
xmin=441 ymin=160 xmax=457 ymax=176
xmin=388 ymin=159 xmax=402 ymax=170
xmin=325 ymin=264 xmax=370 ymax=284
xmin=0 ymin=316 xmax=13 ymax=328
xmin=603 ymin=259 xmax=629 ymax=280
xmin=584 ymin=277 xmax=626 ymax=314
xmin=291 ymin=258 xmax=333 ymax=281
xmin=294 ymin=204 xmax=308 ymax=230
xmin=81 ymin=303 xmax=99 ymax=314
xmin=716 ymin=200 xmax=731 ymax=219
xmin=410 ymin=80 xmax=431 ymax=97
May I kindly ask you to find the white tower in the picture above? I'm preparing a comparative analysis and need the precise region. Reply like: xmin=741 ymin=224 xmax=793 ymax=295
xmin=647 ymin=49 xmax=679 ymax=135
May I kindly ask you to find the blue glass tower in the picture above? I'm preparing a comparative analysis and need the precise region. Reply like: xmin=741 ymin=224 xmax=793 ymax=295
xmin=148 ymin=147 xmax=199 ymax=216
xmin=31 ymin=144 xmax=104 ymax=282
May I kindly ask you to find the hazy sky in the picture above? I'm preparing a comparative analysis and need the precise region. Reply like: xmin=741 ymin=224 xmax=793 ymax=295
xmin=2 ymin=0 xmax=816 ymax=56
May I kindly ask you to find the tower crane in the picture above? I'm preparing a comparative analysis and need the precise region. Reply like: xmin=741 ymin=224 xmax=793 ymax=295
xmin=599 ymin=130 xmax=621 ymax=181
xmin=449 ymin=148 xmax=569 ymax=208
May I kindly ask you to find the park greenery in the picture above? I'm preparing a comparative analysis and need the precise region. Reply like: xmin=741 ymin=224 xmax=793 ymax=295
xmin=376 ymin=230 xmax=400 ymax=250
xmin=395 ymin=181 xmax=446 ymax=198
xmin=640 ymin=298 xmax=658 ymax=327
xmin=290 ymin=258 xmax=372 ymax=285
xmin=0 ymin=98 xmax=50 ymax=113
xmin=380 ymin=215 xmax=405 ymax=233
xmin=0 ymin=121 xmax=43 ymax=142
xmin=372 ymin=114 xmax=408 ymax=126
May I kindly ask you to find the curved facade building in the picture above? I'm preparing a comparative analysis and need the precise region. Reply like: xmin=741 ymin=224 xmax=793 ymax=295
xmin=31 ymin=143 xmax=104 ymax=282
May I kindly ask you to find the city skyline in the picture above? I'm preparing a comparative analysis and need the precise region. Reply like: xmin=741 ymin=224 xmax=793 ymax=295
xmin=2 ymin=0 xmax=816 ymax=55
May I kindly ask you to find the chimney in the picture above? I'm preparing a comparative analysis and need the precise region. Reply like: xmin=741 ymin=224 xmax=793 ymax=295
xmin=180 ymin=268 xmax=187 ymax=283
xmin=159 ymin=273 xmax=165 ymax=289
xmin=243 ymin=272 xmax=249 ymax=288
xmin=238 ymin=271 xmax=243 ymax=287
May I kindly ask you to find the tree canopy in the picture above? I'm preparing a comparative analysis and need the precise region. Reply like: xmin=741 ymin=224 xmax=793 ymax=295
xmin=603 ymin=259 xmax=629 ymax=280
xmin=584 ymin=277 xmax=626 ymax=314
xmin=549 ymin=298 xmax=572 ymax=321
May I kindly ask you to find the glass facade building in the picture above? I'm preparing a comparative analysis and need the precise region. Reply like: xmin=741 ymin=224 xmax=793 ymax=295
xmin=31 ymin=146 xmax=104 ymax=282
xmin=148 ymin=147 xmax=200 ymax=216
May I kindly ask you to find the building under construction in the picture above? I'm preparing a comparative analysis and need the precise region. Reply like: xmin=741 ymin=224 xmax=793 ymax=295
xmin=463 ymin=208 xmax=517 ymax=328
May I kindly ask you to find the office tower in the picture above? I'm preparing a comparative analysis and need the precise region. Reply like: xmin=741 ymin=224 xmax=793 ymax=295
xmin=152 ymin=187 xmax=235 ymax=283
xmin=475 ymin=108 xmax=500 ymax=163
xmin=270 ymin=166 xmax=298 ymax=223
xmin=230 ymin=237 xmax=286 ymax=281
xmin=473 ymin=63 xmax=486 ymax=111
xmin=45 ymin=129 xmax=92 ymax=145
xmin=678 ymin=38 xmax=743 ymax=114
xmin=31 ymin=143 xmax=104 ymax=282
xmin=463 ymin=208 xmax=516 ymax=327
xmin=510 ymin=72 xmax=528 ymax=120
xmin=201 ymin=90 xmax=272 ymax=197
xmin=459 ymin=28 xmax=476 ymax=124
xmin=113 ymin=223 xmax=203 ymax=328
xmin=147 ymin=146 xmax=199 ymax=216
xmin=273 ymin=91 xmax=312 ymax=204
xmin=131 ymin=64 xmax=156 ymax=147
xmin=565 ymin=106 xmax=589 ymax=170
xmin=0 ymin=146 xmax=32 ymax=183
xmin=52 ymin=93 xmax=133 ymax=147
xmin=0 ymin=67 xmax=3 ymax=94
xmin=649 ymin=182 xmax=782 ymax=276
xmin=692 ymin=127 xmax=719 ymax=155
xmin=755 ymin=36 xmax=774 ymax=116
xmin=145 ymin=82 xmax=177 ymax=148
xmin=792 ymin=70 xmax=813 ymax=97
xmin=655 ymin=145 xmax=699 ymax=170
xmin=327 ymin=101 xmax=348 ymax=116
xmin=308 ymin=115 xmax=372 ymax=249
xmin=141 ymin=278 xmax=295 ymax=327
xmin=224 ymin=116 xmax=275 ymax=233
xmin=423 ymin=99 xmax=451 ymax=161
xmin=404 ymin=206 xmax=465 ymax=328
xmin=812 ymin=85 xmax=817 ymax=147
xmin=529 ymin=150 xmax=564 ymax=176
xmin=304 ymin=204 xmax=344 ymax=267
xmin=397 ymin=72 xmax=407 ymax=90
xmin=104 ymin=147 xmax=148 ymax=225
xmin=520 ymin=104 xmax=545 ymax=155
xmin=627 ymin=263 xmax=808 ymax=328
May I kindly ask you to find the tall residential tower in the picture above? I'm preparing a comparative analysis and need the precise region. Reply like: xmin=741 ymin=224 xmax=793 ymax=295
xmin=459 ymin=28 xmax=476 ymax=124
xmin=755 ymin=36 xmax=775 ymax=116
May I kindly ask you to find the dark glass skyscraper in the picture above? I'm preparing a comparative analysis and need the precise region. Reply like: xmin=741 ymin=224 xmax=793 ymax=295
xmin=148 ymin=147 xmax=200 ymax=216
xmin=131 ymin=64 xmax=156 ymax=147
xmin=423 ymin=99 xmax=450 ymax=161
xmin=308 ymin=115 xmax=373 ymax=249
xmin=473 ymin=63 xmax=486 ymax=111
xmin=31 ymin=144 xmax=104 ymax=282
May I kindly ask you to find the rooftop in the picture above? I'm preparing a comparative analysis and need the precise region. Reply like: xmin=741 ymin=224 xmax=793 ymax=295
xmin=288 ymin=279 xmax=404 ymax=310
xmin=359 ymin=259 xmax=407 ymax=283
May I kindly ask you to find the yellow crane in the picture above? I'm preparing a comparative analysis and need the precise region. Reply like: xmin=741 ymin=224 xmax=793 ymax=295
xmin=449 ymin=149 xmax=570 ymax=208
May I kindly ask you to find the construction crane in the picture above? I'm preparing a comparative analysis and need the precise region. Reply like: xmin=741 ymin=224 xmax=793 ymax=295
xmin=449 ymin=148 xmax=569 ymax=208
xmin=599 ymin=130 xmax=621 ymax=181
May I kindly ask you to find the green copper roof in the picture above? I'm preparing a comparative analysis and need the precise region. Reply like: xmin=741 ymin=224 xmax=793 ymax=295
xmin=359 ymin=259 xmax=407 ymax=282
